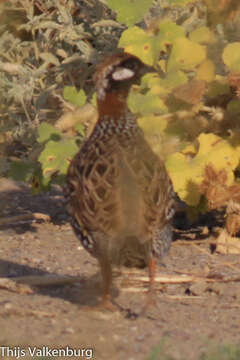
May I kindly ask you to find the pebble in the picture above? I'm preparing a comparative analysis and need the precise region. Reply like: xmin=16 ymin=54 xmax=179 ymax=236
xmin=65 ymin=327 xmax=75 ymax=334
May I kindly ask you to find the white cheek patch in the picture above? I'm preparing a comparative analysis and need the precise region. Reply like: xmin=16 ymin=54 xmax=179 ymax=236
xmin=112 ymin=67 xmax=135 ymax=81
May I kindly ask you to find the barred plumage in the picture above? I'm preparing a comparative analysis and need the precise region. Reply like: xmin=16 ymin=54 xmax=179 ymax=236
xmin=66 ymin=52 xmax=175 ymax=311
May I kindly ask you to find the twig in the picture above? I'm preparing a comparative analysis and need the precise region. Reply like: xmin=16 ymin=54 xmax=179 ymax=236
xmin=0 ymin=278 xmax=33 ymax=294
xmin=174 ymin=239 xmax=212 ymax=245
xmin=132 ymin=274 xmax=240 ymax=283
xmin=1 ymin=270 xmax=240 ymax=296
xmin=0 ymin=213 xmax=50 ymax=226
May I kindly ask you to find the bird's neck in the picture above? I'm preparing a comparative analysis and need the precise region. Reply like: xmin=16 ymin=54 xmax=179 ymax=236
xmin=97 ymin=90 xmax=130 ymax=119
xmin=89 ymin=90 xmax=142 ymax=145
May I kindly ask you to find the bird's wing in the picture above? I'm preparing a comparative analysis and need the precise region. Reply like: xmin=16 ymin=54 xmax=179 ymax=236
xmin=66 ymin=136 xmax=143 ymax=239
xmin=120 ymin=132 xmax=175 ymax=239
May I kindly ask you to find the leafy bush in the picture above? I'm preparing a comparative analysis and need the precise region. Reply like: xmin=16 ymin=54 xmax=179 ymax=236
xmin=2 ymin=0 xmax=240 ymax=224
xmin=0 ymin=0 xmax=121 ymax=178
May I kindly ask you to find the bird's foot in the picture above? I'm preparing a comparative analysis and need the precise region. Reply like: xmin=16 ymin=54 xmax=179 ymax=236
xmin=81 ymin=296 xmax=119 ymax=312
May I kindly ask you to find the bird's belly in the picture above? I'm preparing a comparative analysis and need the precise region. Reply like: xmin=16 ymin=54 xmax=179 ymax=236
xmin=119 ymin=235 xmax=149 ymax=268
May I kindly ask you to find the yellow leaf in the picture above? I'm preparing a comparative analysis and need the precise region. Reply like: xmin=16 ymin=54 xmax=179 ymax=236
xmin=119 ymin=22 xmax=186 ymax=67
xmin=181 ymin=143 xmax=197 ymax=155
xmin=166 ymin=152 xmax=203 ymax=205
xmin=43 ymin=167 xmax=55 ymax=176
xmin=196 ymin=59 xmax=216 ymax=82
xmin=138 ymin=116 xmax=181 ymax=159
xmin=137 ymin=115 xmax=168 ymax=135
xmin=189 ymin=26 xmax=216 ymax=44
xmin=119 ymin=26 xmax=156 ymax=65
xmin=222 ymin=42 xmax=240 ymax=72
xmin=168 ymin=37 xmax=206 ymax=72
xmin=166 ymin=133 xmax=239 ymax=205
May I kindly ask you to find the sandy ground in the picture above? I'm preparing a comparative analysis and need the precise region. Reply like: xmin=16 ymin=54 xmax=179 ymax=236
xmin=1 ymin=178 xmax=240 ymax=360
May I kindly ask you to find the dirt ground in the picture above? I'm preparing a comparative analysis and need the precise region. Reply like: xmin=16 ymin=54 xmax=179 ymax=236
xmin=1 ymin=178 xmax=240 ymax=360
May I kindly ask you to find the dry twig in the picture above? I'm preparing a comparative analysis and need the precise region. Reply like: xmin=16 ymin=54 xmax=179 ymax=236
xmin=0 ymin=213 xmax=50 ymax=226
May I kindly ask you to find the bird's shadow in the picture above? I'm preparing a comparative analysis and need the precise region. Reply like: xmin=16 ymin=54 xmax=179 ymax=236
xmin=0 ymin=183 xmax=69 ymax=234
xmin=0 ymin=258 xmax=120 ymax=309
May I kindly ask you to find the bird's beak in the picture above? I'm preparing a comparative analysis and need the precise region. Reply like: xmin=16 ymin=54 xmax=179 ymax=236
xmin=140 ymin=63 xmax=156 ymax=78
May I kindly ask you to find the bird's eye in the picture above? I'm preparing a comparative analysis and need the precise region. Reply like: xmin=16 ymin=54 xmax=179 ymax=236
xmin=122 ymin=58 xmax=140 ymax=71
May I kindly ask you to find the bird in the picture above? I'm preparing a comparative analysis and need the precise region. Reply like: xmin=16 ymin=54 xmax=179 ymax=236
xmin=65 ymin=52 xmax=175 ymax=311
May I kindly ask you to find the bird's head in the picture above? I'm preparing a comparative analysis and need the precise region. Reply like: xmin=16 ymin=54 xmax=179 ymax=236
xmin=95 ymin=52 xmax=153 ymax=101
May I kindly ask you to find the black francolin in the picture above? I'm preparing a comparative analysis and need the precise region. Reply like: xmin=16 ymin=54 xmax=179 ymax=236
xmin=65 ymin=52 xmax=175 ymax=311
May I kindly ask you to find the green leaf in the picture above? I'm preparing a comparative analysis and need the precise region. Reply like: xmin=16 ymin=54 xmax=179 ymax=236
xmin=128 ymin=90 xmax=168 ymax=115
xmin=74 ymin=123 xmax=85 ymax=136
xmin=38 ymin=138 xmax=79 ymax=181
xmin=155 ymin=21 xmax=185 ymax=52
xmin=9 ymin=161 xmax=36 ymax=182
xmin=142 ymin=70 xmax=188 ymax=96
xmin=189 ymin=26 xmax=216 ymax=44
xmin=119 ymin=26 xmax=157 ymax=65
xmin=91 ymin=92 xmax=97 ymax=107
xmin=167 ymin=37 xmax=206 ymax=72
xmin=63 ymin=87 xmax=87 ymax=107
xmin=119 ymin=22 xmax=185 ymax=66
xmin=107 ymin=0 xmax=153 ymax=27
xmin=166 ymin=133 xmax=239 ymax=205
xmin=137 ymin=115 xmax=167 ymax=135
xmin=31 ymin=168 xmax=51 ymax=194
xmin=37 ymin=122 xmax=62 ymax=143
xmin=222 ymin=42 xmax=240 ymax=72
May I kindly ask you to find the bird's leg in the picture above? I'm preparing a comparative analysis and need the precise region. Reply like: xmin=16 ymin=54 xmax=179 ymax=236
xmin=81 ymin=256 xmax=118 ymax=312
xmin=98 ymin=256 xmax=118 ymax=311
xmin=148 ymin=256 xmax=156 ymax=296
xmin=141 ymin=257 xmax=157 ymax=314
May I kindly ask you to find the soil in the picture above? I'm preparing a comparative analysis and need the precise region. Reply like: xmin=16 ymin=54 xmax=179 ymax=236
xmin=1 ymin=178 xmax=240 ymax=360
